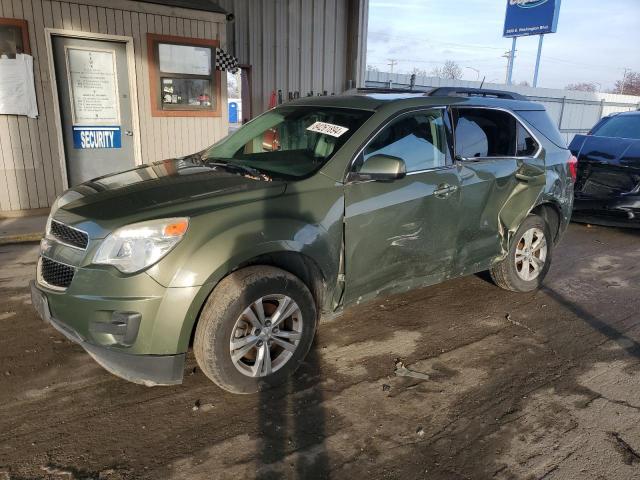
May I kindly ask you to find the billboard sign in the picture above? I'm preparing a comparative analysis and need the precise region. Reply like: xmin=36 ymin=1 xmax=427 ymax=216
xmin=503 ymin=0 xmax=561 ymax=37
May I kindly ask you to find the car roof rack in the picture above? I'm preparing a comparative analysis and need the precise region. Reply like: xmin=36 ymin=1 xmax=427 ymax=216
xmin=427 ymin=87 xmax=527 ymax=100
xmin=353 ymin=87 xmax=425 ymax=94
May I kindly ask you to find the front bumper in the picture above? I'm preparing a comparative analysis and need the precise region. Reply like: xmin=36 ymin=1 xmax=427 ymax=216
xmin=572 ymin=194 xmax=640 ymax=228
xmin=31 ymin=281 xmax=186 ymax=386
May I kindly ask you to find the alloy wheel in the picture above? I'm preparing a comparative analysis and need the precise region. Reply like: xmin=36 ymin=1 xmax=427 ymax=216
xmin=514 ymin=227 xmax=547 ymax=281
xmin=229 ymin=295 xmax=303 ymax=377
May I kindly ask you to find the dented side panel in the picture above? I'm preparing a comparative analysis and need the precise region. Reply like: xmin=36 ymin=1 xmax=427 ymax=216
xmin=343 ymin=167 xmax=461 ymax=304
xmin=455 ymin=158 xmax=517 ymax=271
xmin=452 ymin=154 xmax=548 ymax=277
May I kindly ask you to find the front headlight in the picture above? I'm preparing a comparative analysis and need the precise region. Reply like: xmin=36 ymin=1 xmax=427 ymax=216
xmin=93 ymin=218 xmax=189 ymax=273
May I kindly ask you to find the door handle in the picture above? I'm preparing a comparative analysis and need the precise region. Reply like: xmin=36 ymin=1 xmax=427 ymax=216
xmin=434 ymin=184 xmax=458 ymax=198
xmin=124 ymin=130 xmax=133 ymax=136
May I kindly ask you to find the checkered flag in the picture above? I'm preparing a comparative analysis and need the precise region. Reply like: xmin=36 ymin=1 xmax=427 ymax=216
xmin=216 ymin=47 xmax=239 ymax=74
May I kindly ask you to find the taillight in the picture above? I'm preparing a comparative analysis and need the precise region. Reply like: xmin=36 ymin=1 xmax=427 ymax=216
xmin=568 ymin=154 xmax=578 ymax=181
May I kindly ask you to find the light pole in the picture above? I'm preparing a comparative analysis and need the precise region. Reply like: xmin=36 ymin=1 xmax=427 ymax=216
xmin=465 ymin=66 xmax=480 ymax=81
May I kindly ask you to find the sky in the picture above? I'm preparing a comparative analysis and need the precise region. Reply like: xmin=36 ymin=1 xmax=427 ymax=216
xmin=366 ymin=0 xmax=640 ymax=90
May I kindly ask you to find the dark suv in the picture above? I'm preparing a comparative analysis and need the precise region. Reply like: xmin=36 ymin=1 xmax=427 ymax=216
xmin=570 ymin=110 xmax=640 ymax=227
xmin=31 ymin=87 xmax=575 ymax=393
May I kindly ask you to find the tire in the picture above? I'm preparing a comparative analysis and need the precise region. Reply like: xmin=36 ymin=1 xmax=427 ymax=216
xmin=194 ymin=265 xmax=317 ymax=394
xmin=490 ymin=214 xmax=552 ymax=293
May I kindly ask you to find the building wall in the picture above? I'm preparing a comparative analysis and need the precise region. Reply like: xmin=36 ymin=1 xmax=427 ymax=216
xmin=365 ymin=71 xmax=640 ymax=145
xmin=0 ymin=0 xmax=228 ymax=214
xmin=217 ymin=0 xmax=355 ymax=117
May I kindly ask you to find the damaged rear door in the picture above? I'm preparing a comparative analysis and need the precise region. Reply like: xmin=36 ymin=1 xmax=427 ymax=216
xmin=343 ymin=108 xmax=460 ymax=304
xmin=451 ymin=107 xmax=546 ymax=272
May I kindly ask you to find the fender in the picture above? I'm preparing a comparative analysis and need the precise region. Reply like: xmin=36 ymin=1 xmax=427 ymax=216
xmin=149 ymin=217 xmax=340 ymax=289
xmin=148 ymin=218 xmax=341 ymax=353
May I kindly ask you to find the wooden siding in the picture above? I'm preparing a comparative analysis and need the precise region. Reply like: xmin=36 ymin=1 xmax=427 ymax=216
xmin=0 ymin=0 xmax=227 ymax=212
xmin=217 ymin=0 xmax=351 ymax=117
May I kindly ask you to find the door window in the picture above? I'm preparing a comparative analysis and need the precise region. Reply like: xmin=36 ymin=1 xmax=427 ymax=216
xmin=358 ymin=110 xmax=448 ymax=173
xmin=454 ymin=108 xmax=518 ymax=158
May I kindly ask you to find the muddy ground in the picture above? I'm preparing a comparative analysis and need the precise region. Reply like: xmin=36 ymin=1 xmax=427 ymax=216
xmin=1 ymin=223 xmax=639 ymax=480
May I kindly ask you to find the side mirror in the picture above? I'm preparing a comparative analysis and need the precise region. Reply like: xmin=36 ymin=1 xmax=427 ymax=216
xmin=350 ymin=154 xmax=407 ymax=182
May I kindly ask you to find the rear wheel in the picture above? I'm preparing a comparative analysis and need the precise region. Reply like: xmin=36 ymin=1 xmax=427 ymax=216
xmin=194 ymin=266 xmax=317 ymax=394
xmin=490 ymin=214 xmax=552 ymax=292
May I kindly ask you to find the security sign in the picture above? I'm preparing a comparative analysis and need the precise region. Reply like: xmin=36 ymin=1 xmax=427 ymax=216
xmin=73 ymin=126 xmax=122 ymax=149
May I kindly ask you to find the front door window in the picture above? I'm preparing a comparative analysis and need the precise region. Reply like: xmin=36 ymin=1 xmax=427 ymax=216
xmin=357 ymin=110 xmax=449 ymax=173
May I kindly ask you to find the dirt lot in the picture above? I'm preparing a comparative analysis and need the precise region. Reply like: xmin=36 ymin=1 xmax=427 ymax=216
xmin=1 ymin=223 xmax=639 ymax=480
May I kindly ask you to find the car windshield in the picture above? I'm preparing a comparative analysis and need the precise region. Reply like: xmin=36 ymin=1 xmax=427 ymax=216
xmin=202 ymin=106 xmax=373 ymax=179
xmin=592 ymin=114 xmax=640 ymax=140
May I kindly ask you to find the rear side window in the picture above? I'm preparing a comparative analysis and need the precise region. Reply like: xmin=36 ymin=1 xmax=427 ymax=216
xmin=454 ymin=108 xmax=517 ymax=158
xmin=516 ymin=123 xmax=539 ymax=156
xmin=518 ymin=110 xmax=566 ymax=148
xmin=359 ymin=109 xmax=448 ymax=172
xmin=591 ymin=114 xmax=640 ymax=140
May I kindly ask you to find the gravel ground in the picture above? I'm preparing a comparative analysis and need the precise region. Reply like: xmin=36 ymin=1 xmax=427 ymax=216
xmin=1 ymin=223 xmax=639 ymax=480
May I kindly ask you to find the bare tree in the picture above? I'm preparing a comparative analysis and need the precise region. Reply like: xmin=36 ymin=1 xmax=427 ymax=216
xmin=366 ymin=64 xmax=380 ymax=72
xmin=431 ymin=60 xmax=462 ymax=80
xmin=565 ymin=82 xmax=597 ymax=92
xmin=612 ymin=71 xmax=640 ymax=96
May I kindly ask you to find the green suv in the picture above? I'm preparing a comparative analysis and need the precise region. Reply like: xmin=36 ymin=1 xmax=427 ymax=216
xmin=31 ymin=88 xmax=574 ymax=393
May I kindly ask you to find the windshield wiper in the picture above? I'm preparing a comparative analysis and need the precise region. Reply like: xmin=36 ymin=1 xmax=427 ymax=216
xmin=206 ymin=161 xmax=272 ymax=182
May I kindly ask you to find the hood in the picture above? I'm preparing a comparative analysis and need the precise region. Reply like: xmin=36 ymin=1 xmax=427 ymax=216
xmin=569 ymin=135 xmax=640 ymax=198
xmin=53 ymin=158 xmax=287 ymax=236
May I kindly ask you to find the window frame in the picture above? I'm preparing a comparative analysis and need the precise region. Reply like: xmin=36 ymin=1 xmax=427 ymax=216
xmin=0 ymin=17 xmax=30 ymax=57
xmin=146 ymin=33 xmax=221 ymax=118
xmin=346 ymin=107 xmax=455 ymax=182
xmin=450 ymin=106 xmax=542 ymax=161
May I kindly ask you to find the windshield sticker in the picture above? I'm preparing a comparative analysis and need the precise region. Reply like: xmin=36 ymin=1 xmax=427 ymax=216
xmin=306 ymin=121 xmax=349 ymax=138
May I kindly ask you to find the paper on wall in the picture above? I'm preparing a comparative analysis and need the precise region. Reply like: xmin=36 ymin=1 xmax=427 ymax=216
xmin=66 ymin=47 xmax=120 ymax=124
xmin=158 ymin=43 xmax=211 ymax=75
xmin=0 ymin=54 xmax=38 ymax=118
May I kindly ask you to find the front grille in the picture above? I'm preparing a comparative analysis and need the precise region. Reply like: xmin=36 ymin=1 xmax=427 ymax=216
xmin=50 ymin=220 xmax=89 ymax=249
xmin=40 ymin=257 xmax=75 ymax=289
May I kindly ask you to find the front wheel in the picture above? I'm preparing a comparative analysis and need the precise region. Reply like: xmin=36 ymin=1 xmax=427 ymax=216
xmin=194 ymin=266 xmax=317 ymax=394
xmin=490 ymin=214 xmax=552 ymax=292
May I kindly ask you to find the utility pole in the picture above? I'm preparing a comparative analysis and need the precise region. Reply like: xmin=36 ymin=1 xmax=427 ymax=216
xmin=388 ymin=59 xmax=398 ymax=74
xmin=503 ymin=37 xmax=517 ymax=85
